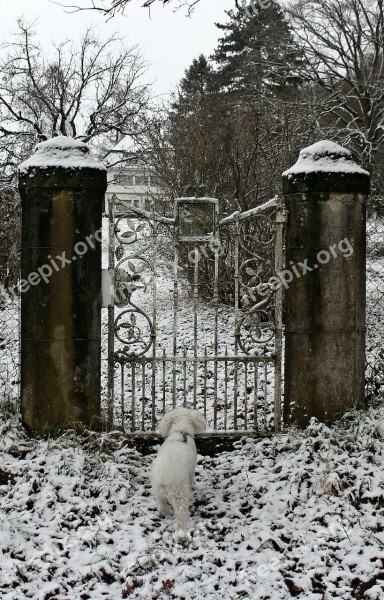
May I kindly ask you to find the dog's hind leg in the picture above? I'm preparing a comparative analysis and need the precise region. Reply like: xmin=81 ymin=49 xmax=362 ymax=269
xmin=154 ymin=489 xmax=171 ymax=516
xmin=170 ymin=485 xmax=189 ymax=531
xmin=158 ymin=497 xmax=171 ymax=517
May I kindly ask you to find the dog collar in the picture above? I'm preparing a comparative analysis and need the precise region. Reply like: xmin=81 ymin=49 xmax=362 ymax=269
xmin=180 ymin=431 xmax=191 ymax=443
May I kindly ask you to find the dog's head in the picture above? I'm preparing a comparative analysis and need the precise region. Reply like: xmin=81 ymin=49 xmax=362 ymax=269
xmin=158 ymin=408 xmax=206 ymax=438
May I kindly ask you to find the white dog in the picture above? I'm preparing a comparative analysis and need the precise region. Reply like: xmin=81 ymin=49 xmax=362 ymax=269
xmin=151 ymin=408 xmax=206 ymax=531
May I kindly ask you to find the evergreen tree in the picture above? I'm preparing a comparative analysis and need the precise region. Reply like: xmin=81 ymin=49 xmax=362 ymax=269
xmin=180 ymin=55 xmax=213 ymax=99
xmin=212 ymin=2 xmax=304 ymax=99
xmin=172 ymin=54 xmax=215 ymax=113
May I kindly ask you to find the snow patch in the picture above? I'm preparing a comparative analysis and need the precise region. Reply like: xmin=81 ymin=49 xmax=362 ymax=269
xmin=219 ymin=196 xmax=278 ymax=225
xmin=18 ymin=136 xmax=107 ymax=174
xmin=283 ymin=140 xmax=369 ymax=176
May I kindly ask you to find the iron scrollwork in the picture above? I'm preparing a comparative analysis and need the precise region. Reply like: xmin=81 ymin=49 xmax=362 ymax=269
xmin=113 ymin=207 xmax=157 ymax=362
xmin=235 ymin=212 xmax=276 ymax=354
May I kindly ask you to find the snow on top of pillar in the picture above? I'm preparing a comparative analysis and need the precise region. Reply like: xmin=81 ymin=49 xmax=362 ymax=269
xmin=18 ymin=136 xmax=107 ymax=174
xmin=283 ymin=140 xmax=369 ymax=177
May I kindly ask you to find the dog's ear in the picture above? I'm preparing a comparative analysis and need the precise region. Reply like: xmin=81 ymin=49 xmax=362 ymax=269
xmin=191 ymin=412 xmax=206 ymax=434
xmin=158 ymin=411 xmax=175 ymax=437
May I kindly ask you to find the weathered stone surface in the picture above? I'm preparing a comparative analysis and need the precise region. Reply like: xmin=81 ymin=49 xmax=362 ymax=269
xmin=282 ymin=141 xmax=369 ymax=427
xmin=18 ymin=137 xmax=106 ymax=435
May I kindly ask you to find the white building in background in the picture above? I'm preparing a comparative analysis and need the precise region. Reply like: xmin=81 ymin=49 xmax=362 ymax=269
xmin=104 ymin=136 xmax=166 ymax=214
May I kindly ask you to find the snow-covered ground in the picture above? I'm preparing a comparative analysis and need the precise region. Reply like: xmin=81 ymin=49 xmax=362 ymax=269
xmin=1 ymin=404 xmax=384 ymax=599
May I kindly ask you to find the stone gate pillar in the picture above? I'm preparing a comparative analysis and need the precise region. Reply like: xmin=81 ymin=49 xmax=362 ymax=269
xmin=18 ymin=136 xmax=107 ymax=434
xmin=282 ymin=141 xmax=370 ymax=427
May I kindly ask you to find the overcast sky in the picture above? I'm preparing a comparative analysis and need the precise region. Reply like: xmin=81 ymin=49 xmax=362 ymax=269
xmin=1 ymin=0 xmax=234 ymax=101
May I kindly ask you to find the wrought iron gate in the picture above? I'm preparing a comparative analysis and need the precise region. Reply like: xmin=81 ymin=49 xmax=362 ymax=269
xmin=106 ymin=196 xmax=286 ymax=434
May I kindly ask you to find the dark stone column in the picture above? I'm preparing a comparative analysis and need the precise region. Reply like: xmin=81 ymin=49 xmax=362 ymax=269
xmin=282 ymin=141 xmax=370 ymax=427
xmin=18 ymin=136 xmax=107 ymax=435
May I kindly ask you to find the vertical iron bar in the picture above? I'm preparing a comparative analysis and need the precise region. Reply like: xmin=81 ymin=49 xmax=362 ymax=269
xmin=183 ymin=348 xmax=187 ymax=406
xmin=253 ymin=360 xmax=258 ymax=431
xmin=151 ymin=220 xmax=158 ymax=431
xmin=172 ymin=239 xmax=179 ymax=409
xmin=121 ymin=362 xmax=125 ymax=434
xmin=274 ymin=201 xmax=286 ymax=433
xmin=131 ymin=362 xmax=136 ymax=432
xmin=162 ymin=349 xmax=166 ymax=416
xmin=203 ymin=347 xmax=207 ymax=420
xmin=224 ymin=347 xmax=228 ymax=430
xmin=213 ymin=243 xmax=219 ymax=430
xmin=193 ymin=248 xmax=199 ymax=409
xmin=17 ymin=261 xmax=21 ymax=412
xmin=107 ymin=197 xmax=116 ymax=430
xmin=142 ymin=392 xmax=146 ymax=431
xmin=264 ymin=360 xmax=268 ymax=431
xmin=244 ymin=360 xmax=248 ymax=430
xmin=142 ymin=360 xmax=146 ymax=431
xmin=234 ymin=220 xmax=240 ymax=430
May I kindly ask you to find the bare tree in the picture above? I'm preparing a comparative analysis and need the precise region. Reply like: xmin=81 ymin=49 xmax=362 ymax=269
xmin=0 ymin=187 xmax=20 ymax=289
xmin=288 ymin=0 xmax=384 ymax=179
xmin=0 ymin=20 xmax=150 ymax=182
xmin=60 ymin=0 xmax=241 ymax=18
xmin=147 ymin=87 xmax=321 ymax=209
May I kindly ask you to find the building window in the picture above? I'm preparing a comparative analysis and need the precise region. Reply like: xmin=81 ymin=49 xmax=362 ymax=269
xmin=115 ymin=173 xmax=134 ymax=186
xmin=135 ymin=174 xmax=148 ymax=186
xmin=150 ymin=174 xmax=162 ymax=186
xmin=134 ymin=198 xmax=140 ymax=207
